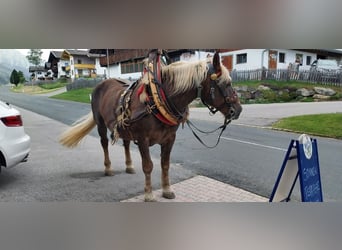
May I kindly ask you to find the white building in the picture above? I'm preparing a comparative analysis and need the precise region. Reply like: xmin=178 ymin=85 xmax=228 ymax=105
xmin=47 ymin=49 xmax=106 ymax=81
xmin=90 ymin=49 xmax=214 ymax=80
xmin=219 ymin=49 xmax=342 ymax=72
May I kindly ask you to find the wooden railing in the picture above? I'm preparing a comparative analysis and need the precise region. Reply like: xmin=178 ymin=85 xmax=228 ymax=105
xmin=230 ymin=69 xmax=342 ymax=86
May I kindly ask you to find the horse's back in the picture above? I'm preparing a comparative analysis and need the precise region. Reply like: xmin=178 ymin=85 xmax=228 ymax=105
xmin=91 ymin=79 xmax=127 ymax=126
xmin=92 ymin=79 xmax=127 ymax=104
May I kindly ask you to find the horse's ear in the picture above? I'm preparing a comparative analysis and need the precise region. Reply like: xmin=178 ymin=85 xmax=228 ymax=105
xmin=213 ymin=52 xmax=221 ymax=73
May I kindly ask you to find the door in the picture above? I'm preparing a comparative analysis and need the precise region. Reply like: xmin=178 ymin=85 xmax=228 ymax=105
xmin=222 ymin=55 xmax=233 ymax=72
xmin=268 ymin=50 xmax=278 ymax=69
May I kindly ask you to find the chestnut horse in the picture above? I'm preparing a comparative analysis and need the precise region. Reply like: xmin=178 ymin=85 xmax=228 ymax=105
xmin=59 ymin=51 xmax=242 ymax=201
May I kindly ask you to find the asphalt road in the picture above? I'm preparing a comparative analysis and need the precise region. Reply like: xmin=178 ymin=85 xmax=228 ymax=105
xmin=1 ymin=85 xmax=342 ymax=201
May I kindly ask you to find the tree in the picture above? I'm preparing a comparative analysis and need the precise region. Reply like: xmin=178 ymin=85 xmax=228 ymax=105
xmin=10 ymin=69 xmax=20 ymax=86
xmin=26 ymin=49 xmax=43 ymax=66
xmin=17 ymin=70 xmax=26 ymax=83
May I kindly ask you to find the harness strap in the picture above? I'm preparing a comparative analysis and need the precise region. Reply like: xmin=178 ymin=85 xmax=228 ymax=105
xmin=146 ymin=73 xmax=179 ymax=126
xmin=144 ymin=54 xmax=181 ymax=126
xmin=111 ymin=80 xmax=144 ymax=144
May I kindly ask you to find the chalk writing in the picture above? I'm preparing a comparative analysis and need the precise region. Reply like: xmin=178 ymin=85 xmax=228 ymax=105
xmin=302 ymin=167 xmax=318 ymax=182
xmin=303 ymin=181 xmax=321 ymax=199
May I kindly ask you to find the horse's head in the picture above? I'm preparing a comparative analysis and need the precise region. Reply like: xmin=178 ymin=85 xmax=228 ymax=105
xmin=200 ymin=52 xmax=242 ymax=121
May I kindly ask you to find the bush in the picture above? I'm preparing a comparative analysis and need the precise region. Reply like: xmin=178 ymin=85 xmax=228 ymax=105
xmin=329 ymin=93 xmax=342 ymax=101
xmin=278 ymin=91 xmax=292 ymax=102
xmin=261 ymin=90 xmax=278 ymax=102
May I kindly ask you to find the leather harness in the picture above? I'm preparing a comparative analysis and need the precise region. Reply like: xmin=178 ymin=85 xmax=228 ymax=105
xmin=111 ymin=50 xmax=185 ymax=144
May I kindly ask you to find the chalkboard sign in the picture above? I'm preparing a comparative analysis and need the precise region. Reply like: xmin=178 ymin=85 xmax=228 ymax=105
xmin=296 ymin=135 xmax=323 ymax=202
xmin=270 ymin=134 xmax=323 ymax=202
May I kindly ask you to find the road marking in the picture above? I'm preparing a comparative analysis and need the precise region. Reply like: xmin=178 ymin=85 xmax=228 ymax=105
xmin=221 ymin=136 xmax=287 ymax=152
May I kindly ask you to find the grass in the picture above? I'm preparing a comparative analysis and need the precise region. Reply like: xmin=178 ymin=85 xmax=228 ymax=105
xmin=39 ymin=82 xmax=66 ymax=89
xmin=51 ymin=88 xmax=93 ymax=103
xmin=11 ymin=82 xmax=67 ymax=94
xmin=11 ymin=84 xmax=51 ymax=94
xmin=272 ymin=113 xmax=342 ymax=139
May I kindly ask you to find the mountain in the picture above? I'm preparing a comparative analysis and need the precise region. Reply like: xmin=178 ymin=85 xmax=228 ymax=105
xmin=0 ymin=49 xmax=30 ymax=84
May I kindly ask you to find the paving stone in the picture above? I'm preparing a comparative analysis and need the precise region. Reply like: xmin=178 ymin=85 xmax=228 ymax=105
xmin=122 ymin=175 xmax=268 ymax=202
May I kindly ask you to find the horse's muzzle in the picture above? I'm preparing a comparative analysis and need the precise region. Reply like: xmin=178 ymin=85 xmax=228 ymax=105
xmin=230 ymin=105 xmax=242 ymax=120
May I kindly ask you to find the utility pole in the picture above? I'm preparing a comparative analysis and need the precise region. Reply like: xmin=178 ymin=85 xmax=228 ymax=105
xmin=106 ymin=49 xmax=110 ymax=79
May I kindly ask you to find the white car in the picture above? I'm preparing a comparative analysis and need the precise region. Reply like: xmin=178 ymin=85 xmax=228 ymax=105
xmin=0 ymin=100 xmax=30 ymax=171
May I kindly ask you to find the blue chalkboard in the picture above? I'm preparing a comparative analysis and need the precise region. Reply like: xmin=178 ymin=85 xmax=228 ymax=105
xmin=270 ymin=135 xmax=323 ymax=202
xmin=296 ymin=138 xmax=323 ymax=202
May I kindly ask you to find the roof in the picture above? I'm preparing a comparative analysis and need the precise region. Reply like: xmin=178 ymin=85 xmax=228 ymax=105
xmin=65 ymin=49 xmax=89 ymax=56
xmin=29 ymin=66 xmax=46 ymax=72
xmin=294 ymin=49 xmax=342 ymax=57
xmin=88 ymin=49 xmax=115 ymax=55
xmin=47 ymin=51 xmax=63 ymax=62
xmin=93 ymin=49 xmax=199 ymax=66
xmin=48 ymin=49 xmax=92 ymax=62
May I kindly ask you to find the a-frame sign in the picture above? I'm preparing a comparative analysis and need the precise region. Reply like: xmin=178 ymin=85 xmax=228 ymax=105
xmin=270 ymin=134 xmax=323 ymax=202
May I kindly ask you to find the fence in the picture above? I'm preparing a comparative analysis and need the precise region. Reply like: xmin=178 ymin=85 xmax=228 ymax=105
xmin=230 ymin=68 xmax=342 ymax=86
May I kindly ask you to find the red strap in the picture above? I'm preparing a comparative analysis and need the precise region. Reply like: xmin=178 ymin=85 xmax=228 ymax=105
xmin=137 ymin=84 xmax=145 ymax=97
xmin=142 ymin=89 xmax=177 ymax=126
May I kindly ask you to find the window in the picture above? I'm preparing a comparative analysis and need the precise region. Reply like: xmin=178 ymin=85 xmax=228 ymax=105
xmin=121 ymin=61 xmax=144 ymax=74
xmin=295 ymin=53 xmax=303 ymax=65
xmin=78 ymin=59 xmax=82 ymax=64
xmin=236 ymin=53 xmax=247 ymax=64
xmin=279 ymin=53 xmax=285 ymax=63
xmin=306 ymin=56 xmax=311 ymax=65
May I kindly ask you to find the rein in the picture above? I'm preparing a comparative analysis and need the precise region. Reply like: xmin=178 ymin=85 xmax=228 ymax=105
xmin=186 ymin=117 xmax=231 ymax=149
xmin=187 ymin=63 xmax=236 ymax=148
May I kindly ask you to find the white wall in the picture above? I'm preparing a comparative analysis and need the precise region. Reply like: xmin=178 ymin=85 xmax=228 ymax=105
xmin=57 ymin=59 xmax=70 ymax=78
xmin=95 ymin=58 xmax=106 ymax=76
xmin=180 ymin=51 xmax=212 ymax=61
xmin=105 ymin=51 xmax=212 ymax=80
xmin=220 ymin=49 xmax=318 ymax=71
xmin=220 ymin=49 xmax=264 ymax=70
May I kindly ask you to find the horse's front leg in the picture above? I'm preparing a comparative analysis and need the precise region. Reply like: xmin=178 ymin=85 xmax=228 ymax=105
xmin=160 ymin=135 xmax=176 ymax=199
xmin=137 ymin=139 xmax=155 ymax=202
xmin=123 ymin=139 xmax=135 ymax=174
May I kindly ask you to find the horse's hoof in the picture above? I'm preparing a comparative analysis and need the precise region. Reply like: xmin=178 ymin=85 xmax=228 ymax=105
xmin=104 ymin=170 xmax=114 ymax=176
xmin=144 ymin=193 xmax=156 ymax=202
xmin=162 ymin=191 xmax=176 ymax=199
xmin=125 ymin=168 xmax=136 ymax=174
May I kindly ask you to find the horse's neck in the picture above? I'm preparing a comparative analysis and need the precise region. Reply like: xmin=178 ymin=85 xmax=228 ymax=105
xmin=165 ymin=86 xmax=198 ymax=112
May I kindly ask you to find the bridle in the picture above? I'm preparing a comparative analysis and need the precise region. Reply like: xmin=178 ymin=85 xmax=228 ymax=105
xmin=200 ymin=63 xmax=238 ymax=119
xmin=198 ymin=63 xmax=239 ymax=121
xmin=186 ymin=63 xmax=239 ymax=148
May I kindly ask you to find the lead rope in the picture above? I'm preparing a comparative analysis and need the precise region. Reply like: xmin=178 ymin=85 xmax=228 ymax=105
xmin=186 ymin=118 xmax=231 ymax=149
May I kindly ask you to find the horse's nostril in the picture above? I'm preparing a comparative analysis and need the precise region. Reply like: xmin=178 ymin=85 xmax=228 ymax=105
xmin=230 ymin=109 xmax=236 ymax=118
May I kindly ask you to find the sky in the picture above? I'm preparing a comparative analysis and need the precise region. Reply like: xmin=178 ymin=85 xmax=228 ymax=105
xmin=16 ymin=49 xmax=61 ymax=61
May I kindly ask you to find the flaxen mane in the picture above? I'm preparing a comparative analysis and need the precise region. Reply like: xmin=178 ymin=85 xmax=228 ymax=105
xmin=161 ymin=58 xmax=231 ymax=95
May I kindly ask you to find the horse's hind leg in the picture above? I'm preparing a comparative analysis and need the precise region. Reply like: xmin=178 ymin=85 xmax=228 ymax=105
xmin=123 ymin=140 xmax=135 ymax=174
xmin=160 ymin=136 xmax=176 ymax=199
xmin=97 ymin=120 xmax=114 ymax=176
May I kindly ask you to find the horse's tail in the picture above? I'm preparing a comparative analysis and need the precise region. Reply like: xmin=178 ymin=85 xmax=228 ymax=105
xmin=59 ymin=112 xmax=96 ymax=148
